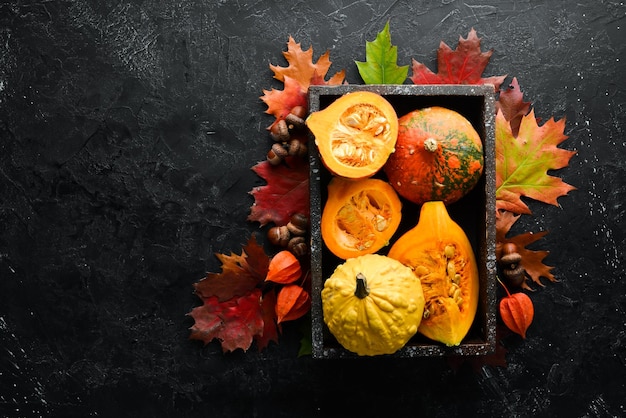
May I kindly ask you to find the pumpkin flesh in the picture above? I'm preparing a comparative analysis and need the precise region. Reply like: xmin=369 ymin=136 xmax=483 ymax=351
xmin=384 ymin=106 xmax=484 ymax=205
xmin=307 ymin=91 xmax=398 ymax=179
xmin=387 ymin=201 xmax=479 ymax=346
xmin=321 ymin=177 xmax=402 ymax=260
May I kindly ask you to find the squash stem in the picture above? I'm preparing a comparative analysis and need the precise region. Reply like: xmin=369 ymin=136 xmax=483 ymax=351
xmin=355 ymin=273 xmax=370 ymax=299
xmin=424 ymin=137 xmax=438 ymax=152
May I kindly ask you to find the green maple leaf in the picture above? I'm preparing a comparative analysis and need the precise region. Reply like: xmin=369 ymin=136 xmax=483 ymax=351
xmin=495 ymin=109 xmax=577 ymax=214
xmin=356 ymin=21 xmax=408 ymax=84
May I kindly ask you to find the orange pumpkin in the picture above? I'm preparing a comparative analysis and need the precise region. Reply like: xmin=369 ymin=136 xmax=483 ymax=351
xmin=384 ymin=106 xmax=484 ymax=205
xmin=387 ymin=201 xmax=479 ymax=346
xmin=321 ymin=177 xmax=402 ymax=259
xmin=306 ymin=91 xmax=398 ymax=179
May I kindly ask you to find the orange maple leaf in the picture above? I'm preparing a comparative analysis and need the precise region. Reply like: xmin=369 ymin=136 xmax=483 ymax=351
xmin=495 ymin=109 xmax=577 ymax=214
xmin=409 ymin=28 xmax=506 ymax=89
xmin=496 ymin=210 xmax=555 ymax=287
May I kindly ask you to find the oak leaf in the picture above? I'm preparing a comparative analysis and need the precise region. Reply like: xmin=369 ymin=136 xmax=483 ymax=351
xmin=409 ymin=28 xmax=506 ymax=89
xmin=496 ymin=210 xmax=555 ymax=287
xmin=261 ymin=75 xmax=308 ymax=127
xmin=248 ymin=157 xmax=310 ymax=227
xmin=495 ymin=109 xmax=577 ymax=215
xmin=496 ymin=77 xmax=531 ymax=137
xmin=193 ymin=235 xmax=269 ymax=302
xmin=261 ymin=36 xmax=345 ymax=129
xmin=355 ymin=21 xmax=408 ymax=84
xmin=269 ymin=36 xmax=345 ymax=88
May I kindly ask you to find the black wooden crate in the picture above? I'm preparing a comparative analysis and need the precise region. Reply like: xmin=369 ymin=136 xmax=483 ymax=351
xmin=308 ymin=84 xmax=497 ymax=359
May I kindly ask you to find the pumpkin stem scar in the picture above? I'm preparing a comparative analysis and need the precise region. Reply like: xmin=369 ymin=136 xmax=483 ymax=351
xmin=424 ymin=137 xmax=438 ymax=152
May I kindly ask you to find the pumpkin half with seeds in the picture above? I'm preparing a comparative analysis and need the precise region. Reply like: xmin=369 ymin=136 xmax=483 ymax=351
xmin=306 ymin=91 xmax=398 ymax=179
xmin=388 ymin=201 xmax=479 ymax=346
xmin=321 ymin=177 xmax=402 ymax=259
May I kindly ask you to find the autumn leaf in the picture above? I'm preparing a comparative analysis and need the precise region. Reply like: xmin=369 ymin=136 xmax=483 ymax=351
xmin=495 ymin=109 xmax=577 ymax=214
xmin=256 ymin=290 xmax=280 ymax=350
xmin=496 ymin=210 xmax=555 ymax=287
xmin=355 ymin=21 xmax=408 ymax=84
xmin=261 ymin=36 xmax=345 ymax=128
xmin=261 ymin=76 xmax=308 ymax=128
xmin=193 ymin=235 xmax=269 ymax=302
xmin=269 ymin=36 xmax=345 ymax=88
xmin=496 ymin=77 xmax=531 ymax=137
xmin=248 ymin=156 xmax=310 ymax=227
xmin=409 ymin=28 xmax=506 ymax=89
xmin=188 ymin=290 xmax=265 ymax=352
xmin=188 ymin=235 xmax=286 ymax=352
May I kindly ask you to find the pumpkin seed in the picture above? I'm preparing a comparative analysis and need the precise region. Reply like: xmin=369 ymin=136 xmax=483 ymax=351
xmin=448 ymin=283 xmax=459 ymax=297
xmin=447 ymin=260 xmax=456 ymax=278
xmin=414 ymin=265 xmax=430 ymax=276
xmin=444 ymin=244 xmax=455 ymax=259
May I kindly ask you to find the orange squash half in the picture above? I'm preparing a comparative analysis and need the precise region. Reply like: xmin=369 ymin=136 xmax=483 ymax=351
xmin=387 ymin=201 xmax=479 ymax=346
xmin=321 ymin=177 xmax=402 ymax=259
xmin=307 ymin=91 xmax=398 ymax=179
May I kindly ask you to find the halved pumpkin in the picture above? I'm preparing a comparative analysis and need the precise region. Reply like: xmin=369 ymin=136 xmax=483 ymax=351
xmin=321 ymin=177 xmax=402 ymax=260
xmin=387 ymin=201 xmax=479 ymax=346
xmin=307 ymin=91 xmax=398 ymax=179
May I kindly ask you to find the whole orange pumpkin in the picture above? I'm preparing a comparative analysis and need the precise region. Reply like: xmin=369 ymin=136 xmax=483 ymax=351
xmin=384 ymin=106 xmax=484 ymax=205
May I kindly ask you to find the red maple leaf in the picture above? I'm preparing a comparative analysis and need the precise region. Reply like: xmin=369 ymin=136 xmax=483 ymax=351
xmin=188 ymin=235 xmax=282 ymax=352
xmin=409 ymin=28 xmax=506 ymax=89
xmin=248 ymin=157 xmax=310 ymax=227
xmin=188 ymin=290 xmax=265 ymax=353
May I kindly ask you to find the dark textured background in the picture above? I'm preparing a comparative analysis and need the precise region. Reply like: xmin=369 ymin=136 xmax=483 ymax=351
xmin=1 ymin=1 xmax=625 ymax=417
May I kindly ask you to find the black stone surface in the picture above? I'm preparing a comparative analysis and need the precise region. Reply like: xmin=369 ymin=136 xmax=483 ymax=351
xmin=1 ymin=1 xmax=624 ymax=417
